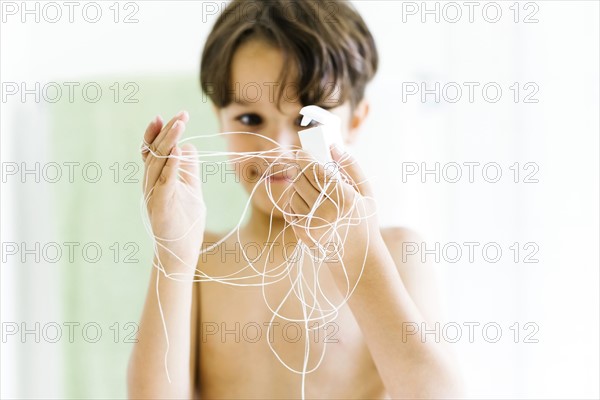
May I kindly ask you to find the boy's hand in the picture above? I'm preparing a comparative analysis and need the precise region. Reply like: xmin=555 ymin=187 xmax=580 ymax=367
xmin=141 ymin=111 xmax=206 ymax=275
xmin=285 ymin=145 xmax=379 ymax=264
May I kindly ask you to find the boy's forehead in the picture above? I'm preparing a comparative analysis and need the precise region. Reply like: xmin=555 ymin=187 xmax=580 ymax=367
xmin=227 ymin=38 xmax=344 ymax=109
xmin=230 ymin=40 xmax=289 ymax=79
xmin=230 ymin=40 xmax=300 ymax=106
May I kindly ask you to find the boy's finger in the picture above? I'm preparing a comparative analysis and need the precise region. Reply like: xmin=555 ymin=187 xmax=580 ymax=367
xmin=151 ymin=110 xmax=189 ymax=151
xmin=282 ymin=202 xmax=296 ymax=225
xmin=143 ymin=115 xmax=163 ymax=145
xmin=293 ymin=150 xmax=317 ymax=169
xmin=179 ymin=143 xmax=201 ymax=189
xmin=290 ymin=190 xmax=311 ymax=215
xmin=154 ymin=147 xmax=181 ymax=196
xmin=296 ymin=157 xmax=342 ymax=201
xmin=293 ymin=172 xmax=320 ymax=205
xmin=145 ymin=120 xmax=185 ymax=191
xmin=330 ymin=145 xmax=372 ymax=196
xmin=142 ymin=115 xmax=163 ymax=162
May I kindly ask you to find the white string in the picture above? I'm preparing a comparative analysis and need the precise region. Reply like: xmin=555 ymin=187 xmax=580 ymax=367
xmin=139 ymin=130 xmax=377 ymax=398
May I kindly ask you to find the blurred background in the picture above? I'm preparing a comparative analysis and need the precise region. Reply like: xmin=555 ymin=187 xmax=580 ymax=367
xmin=1 ymin=0 xmax=598 ymax=398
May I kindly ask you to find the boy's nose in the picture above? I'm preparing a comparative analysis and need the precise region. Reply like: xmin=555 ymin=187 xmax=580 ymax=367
xmin=272 ymin=126 xmax=301 ymax=152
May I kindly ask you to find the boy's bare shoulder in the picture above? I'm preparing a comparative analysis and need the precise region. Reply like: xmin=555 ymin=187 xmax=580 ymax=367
xmin=379 ymin=226 xmax=423 ymax=249
xmin=202 ymin=230 xmax=225 ymax=244
xmin=201 ymin=230 xmax=237 ymax=251
xmin=195 ymin=231 xmax=225 ymax=272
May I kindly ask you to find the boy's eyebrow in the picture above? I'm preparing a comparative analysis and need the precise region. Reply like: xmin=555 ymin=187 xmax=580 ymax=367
xmin=232 ymin=99 xmax=252 ymax=106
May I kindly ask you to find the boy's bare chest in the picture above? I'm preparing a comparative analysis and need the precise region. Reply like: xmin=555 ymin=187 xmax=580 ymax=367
xmin=196 ymin=249 xmax=387 ymax=398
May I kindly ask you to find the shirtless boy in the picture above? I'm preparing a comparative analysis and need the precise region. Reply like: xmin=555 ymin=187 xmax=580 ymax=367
xmin=128 ymin=1 xmax=463 ymax=398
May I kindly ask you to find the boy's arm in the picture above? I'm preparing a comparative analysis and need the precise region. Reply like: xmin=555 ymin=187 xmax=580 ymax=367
xmin=380 ymin=227 xmax=444 ymax=325
xmin=190 ymin=278 xmax=200 ymax=399
xmin=127 ymin=257 xmax=198 ymax=399
xmin=332 ymin=227 xmax=464 ymax=399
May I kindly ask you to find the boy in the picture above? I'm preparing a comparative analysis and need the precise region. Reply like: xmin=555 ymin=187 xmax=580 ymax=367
xmin=128 ymin=1 xmax=463 ymax=398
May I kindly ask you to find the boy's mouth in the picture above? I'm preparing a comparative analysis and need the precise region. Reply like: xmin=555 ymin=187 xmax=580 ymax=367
xmin=266 ymin=165 xmax=296 ymax=183
xmin=261 ymin=160 xmax=298 ymax=184
xmin=267 ymin=173 xmax=290 ymax=183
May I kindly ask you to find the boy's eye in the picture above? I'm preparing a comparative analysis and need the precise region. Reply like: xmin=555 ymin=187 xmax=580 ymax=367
xmin=236 ymin=113 xmax=263 ymax=126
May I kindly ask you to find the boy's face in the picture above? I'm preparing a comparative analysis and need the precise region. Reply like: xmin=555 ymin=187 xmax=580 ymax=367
xmin=213 ymin=39 xmax=356 ymax=217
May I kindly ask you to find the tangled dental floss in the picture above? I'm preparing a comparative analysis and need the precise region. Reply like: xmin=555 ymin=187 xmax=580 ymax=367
xmin=139 ymin=107 xmax=377 ymax=399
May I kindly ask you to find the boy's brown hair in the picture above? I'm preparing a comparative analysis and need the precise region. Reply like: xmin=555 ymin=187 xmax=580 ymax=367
xmin=200 ymin=0 xmax=378 ymax=111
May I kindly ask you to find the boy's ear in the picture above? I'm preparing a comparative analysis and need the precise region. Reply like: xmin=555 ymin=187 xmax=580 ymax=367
xmin=345 ymin=99 xmax=370 ymax=145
